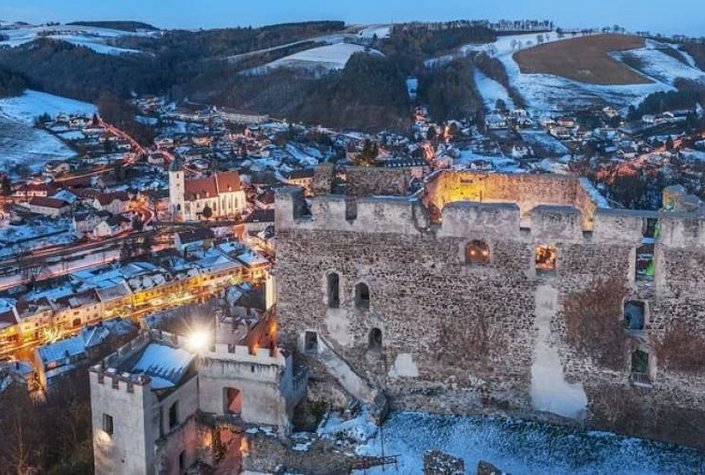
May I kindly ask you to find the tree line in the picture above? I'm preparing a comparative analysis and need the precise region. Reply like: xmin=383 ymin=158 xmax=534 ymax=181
xmin=0 ymin=66 xmax=27 ymax=98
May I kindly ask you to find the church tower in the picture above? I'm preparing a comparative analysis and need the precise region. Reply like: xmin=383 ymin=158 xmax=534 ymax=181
xmin=168 ymin=156 xmax=185 ymax=220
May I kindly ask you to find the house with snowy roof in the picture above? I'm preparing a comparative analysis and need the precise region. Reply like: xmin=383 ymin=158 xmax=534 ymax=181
xmin=174 ymin=226 xmax=215 ymax=254
xmin=34 ymin=318 xmax=137 ymax=389
xmin=93 ymin=191 xmax=131 ymax=215
xmin=168 ymin=157 xmax=247 ymax=221
xmin=93 ymin=214 xmax=132 ymax=238
xmin=26 ymin=196 xmax=71 ymax=217
xmin=0 ymin=299 xmax=20 ymax=347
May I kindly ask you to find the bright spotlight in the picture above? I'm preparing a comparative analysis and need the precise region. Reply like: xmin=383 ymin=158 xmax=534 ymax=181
xmin=186 ymin=330 xmax=209 ymax=353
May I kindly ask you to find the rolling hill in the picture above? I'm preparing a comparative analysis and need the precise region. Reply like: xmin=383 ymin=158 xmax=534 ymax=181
xmin=514 ymin=34 xmax=651 ymax=85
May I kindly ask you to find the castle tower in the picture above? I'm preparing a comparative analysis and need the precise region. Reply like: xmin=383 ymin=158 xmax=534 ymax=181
xmin=168 ymin=157 xmax=185 ymax=221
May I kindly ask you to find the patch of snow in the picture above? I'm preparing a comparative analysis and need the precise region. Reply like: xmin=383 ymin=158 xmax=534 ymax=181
xmin=473 ymin=69 xmax=515 ymax=111
xmin=462 ymin=31 xmax=565 ymax=58
xmin=612 ymin=40 xmax=705 ymax=85
xmin=261 ymin=43 xmax=383 ymax=72
xmin=0 ymin=117 xmax=79 ymax=177
xmin=406 ymin=77 xmax=418 ymax=101
xmin=580 ymin=178 xmax=611 ymax=208
xmin=358 ymin=25 xmax=391 ymax=39
xmin=131 ymin=343 xmax=195 ymax=389
xmin=520 ymin=131 xmax=569 ymax=155
xmin=0 ymin=90 xmax=96 ymax=125
xmin=455 ymin=151 xmax=521 ymax=173
xmin=0 ymin=23 xmax=151 ymax=55
xmin=357 ymin=412 xmax=705 ymax=474
xmin=498 ymin=53 xmax=673 ymax=115
xmin=318 ymin=407 xmax=378 ymax=443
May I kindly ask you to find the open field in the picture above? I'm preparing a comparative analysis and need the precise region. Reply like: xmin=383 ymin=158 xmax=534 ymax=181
xmin=514 ymin=34 xmax=651 ymax=85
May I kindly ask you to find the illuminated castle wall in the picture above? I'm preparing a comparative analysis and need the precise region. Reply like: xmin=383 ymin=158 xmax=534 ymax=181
xmin=274 ymin=170 xmax=705 ymax=449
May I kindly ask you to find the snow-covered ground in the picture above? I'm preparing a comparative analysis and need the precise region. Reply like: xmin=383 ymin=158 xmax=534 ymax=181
xmin=356 ymin=412 xmax=705 ymax=474
xmin=520 ymin=130 xmax=570 ymax=156
xmin=0 ymin=90 xmax=97 ymax=125
xmin=454 ymin=151 xmax=520 ymax=173
xmin=0 ymin=118 xmax=77 ymax=176
xmin=0 ymin=90 xmax=96 ymax=176
xmin=261 ymin=43 xmax=383 ymax=72
xmin=465 ymin=33 xmax=700 ymax=115
xmin=612 ymin=40 xmax=705 ymax=85
xmin=498 ymin=52 xmax=672 ymax=116
xmin=462 ymin=31 xmax=565 ymax=58
xmin=473 ymin=69 xmax=515 ymax=111
xmin=0 ymin=22 xmax=149 ymax=55
xmin=358 ymin=25 xmax=391 ymax=39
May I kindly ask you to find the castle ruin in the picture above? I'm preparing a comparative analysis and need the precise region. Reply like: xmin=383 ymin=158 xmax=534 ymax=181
xmin=275 ymin=169 xmax=705 ymax=449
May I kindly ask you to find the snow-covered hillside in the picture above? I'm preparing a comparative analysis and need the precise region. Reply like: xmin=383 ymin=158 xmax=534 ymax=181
xmin=462 ymin=31 xmax=565 ymax=57
xmin=499 ymin=51 xmax=672 ymax=115
xmin=612 ymin=40 xmax=705 ymax=85
xmin=358 ymin=25 xmax=391 ymax=39
xmin=259 ymin=43 xmax=383 ymax=73
xmin=473 ymin=69 xmax=515 ymax=111
xmin=0 ymin=22 xmax=152 ymax=55
xmin=0 ymin=90 xmax=97 ymax=176
xmin=468 ymin=33 xmax=704 ymax=115
xmin=0 ymin=90 xmax=97 ymax=125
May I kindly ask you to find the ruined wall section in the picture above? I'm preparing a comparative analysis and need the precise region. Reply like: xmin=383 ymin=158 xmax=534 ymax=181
xmin=346 ymin=166 xmax=414 ymax=197
xmin=423 ymin=171 xmax=600 ymax=229
xmin=275 ymin=188 xmax=705 ymax=448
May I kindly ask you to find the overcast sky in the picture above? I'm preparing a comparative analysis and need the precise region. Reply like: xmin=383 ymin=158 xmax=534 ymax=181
xmin=1 ymin=0 xmax=704 ymax=37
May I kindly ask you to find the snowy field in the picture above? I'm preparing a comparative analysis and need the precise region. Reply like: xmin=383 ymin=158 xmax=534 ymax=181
xmin=498 ymin=52 xmax=672 ymax=116
xmin=465 ymin=33 xmax=700 ymax=115
xmin=0 ymin=90 xmax=97 ymax=125
xmin=262 ymin=43 xmax=383 ymax=72
xmin=0 ymin=118 xmax=77 ymax=176
xmin=473 ymin=69 xmax=515 ymax=111
xmin=0 ymin=90 xmax=96 ymax=176
xmin=462 ymin=31 xmax=566 ymax=58
xmin=0 ymin=22 xmax=149 ymax=55
xmin=520 ymin=130 xmax=570 ymax=156
xmin=356 ymin=412 xmax=705 ymax=475
xmin=612 ymin=40 xmax=705 ymax=85
xmin=358 ymin=25 xmax=391 ymax=39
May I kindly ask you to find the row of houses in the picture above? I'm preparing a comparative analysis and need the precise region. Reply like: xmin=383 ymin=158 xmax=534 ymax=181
xmin=0 ymin=241 xmax=271 ymax=353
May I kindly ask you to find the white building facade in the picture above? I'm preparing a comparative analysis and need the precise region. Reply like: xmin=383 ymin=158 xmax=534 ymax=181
xmin=168 ymin=158 xmax=247 ymax=221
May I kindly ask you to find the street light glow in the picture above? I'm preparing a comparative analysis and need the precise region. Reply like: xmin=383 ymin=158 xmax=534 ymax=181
xmin=186 ymin=329 xmax=209 ymax=353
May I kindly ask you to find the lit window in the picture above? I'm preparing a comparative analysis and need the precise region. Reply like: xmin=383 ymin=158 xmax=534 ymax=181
xmin=535 ymin=245 xmax=557 ymax=273
xmin=102 ymin=413 xmax=114 ymax=436
xmin=465 ymin=240 xmax=490 ymax=265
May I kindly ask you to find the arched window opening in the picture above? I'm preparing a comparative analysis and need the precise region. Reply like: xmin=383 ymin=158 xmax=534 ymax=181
xmin=465 ymin=240 xmax=490 ymax=264
xmin=355 ymin=283 xmax=370 ymax=309
xmin=327 ymin=273 xmax=340 ymax=308
xmin=368 ymin=328 xmax=382 ymax=352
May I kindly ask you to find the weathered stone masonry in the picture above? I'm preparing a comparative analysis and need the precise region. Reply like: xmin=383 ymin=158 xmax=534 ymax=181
xmin=275 ymin=170 xmax=705 ymax=449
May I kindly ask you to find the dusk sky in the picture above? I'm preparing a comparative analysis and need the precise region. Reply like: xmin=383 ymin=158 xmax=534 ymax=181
xmin=1 ymin=0 xmax=704 ymax=37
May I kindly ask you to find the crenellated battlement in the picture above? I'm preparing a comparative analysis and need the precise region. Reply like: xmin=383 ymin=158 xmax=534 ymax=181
xmin=276 ymin=171 xmax=705 ymax=249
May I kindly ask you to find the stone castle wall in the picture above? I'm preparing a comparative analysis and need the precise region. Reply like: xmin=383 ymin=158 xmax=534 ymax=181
xmin=274 ymin=173 xmax=705 ymax=449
